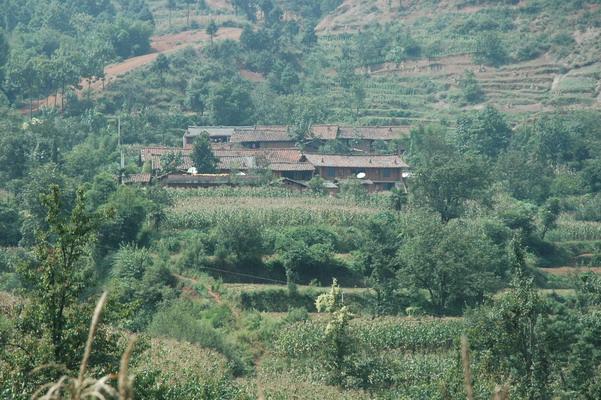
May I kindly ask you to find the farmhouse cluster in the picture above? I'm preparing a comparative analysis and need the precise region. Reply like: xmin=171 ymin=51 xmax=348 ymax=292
xmin=131 ymin=125 xmax=411 ymax=193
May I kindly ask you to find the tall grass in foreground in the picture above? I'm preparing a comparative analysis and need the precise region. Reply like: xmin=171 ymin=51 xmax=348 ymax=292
xmin=32 ymin=293 xmax=137 ymax=400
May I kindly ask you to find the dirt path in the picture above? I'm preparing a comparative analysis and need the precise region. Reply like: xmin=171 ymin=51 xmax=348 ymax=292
xmin=21 ymin=27 xmax=242 ymax=115
xmin=173 ymin=272 xmax=266 ymax=398
xmin=255 ymin=353 xmax=266 ymax=400
xmin=95 ymin=27 xmax=241 ymax=90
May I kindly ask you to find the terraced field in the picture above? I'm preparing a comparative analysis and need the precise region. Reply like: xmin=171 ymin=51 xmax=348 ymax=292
xmin=313 ymin=0 xmax=601 ymax=123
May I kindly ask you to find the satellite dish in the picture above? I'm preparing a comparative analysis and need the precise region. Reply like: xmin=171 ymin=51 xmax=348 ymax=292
xmin=356 ymin=172 xmax=366 ymax=179
xmin=187 ymin=167 xmax=198 ymax=174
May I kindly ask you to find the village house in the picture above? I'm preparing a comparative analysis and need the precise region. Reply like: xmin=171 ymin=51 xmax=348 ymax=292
xmin=140 ymin=146 xmax=314 ymax=180
xmin=337 ymin=126 xmax=410 ymax=152
xmin=304 ymin=154 xmax=408 ymax=192
xmin=183 ymin=124 xmax=410 ymax=152
xmin=138 ymin=125 xmax=411 ymax=192
xmin=309 ymin=124 xmax=410 ymax=152
xmin=123 ymin=173 xmax=152 ymax=186
xmin=229 ymin=125 xmax=295 ymax=149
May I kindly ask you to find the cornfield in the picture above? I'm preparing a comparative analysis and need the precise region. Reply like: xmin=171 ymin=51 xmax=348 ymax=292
xmin=352 ymin=318 xmax=464 ymax=352
xmin=274 ymin=317 xmax=464 ymax=358
xmin=165 ymin=194 xmax=385 ymax=230
xmin=546 ymin=219 xmax=601 ymax=242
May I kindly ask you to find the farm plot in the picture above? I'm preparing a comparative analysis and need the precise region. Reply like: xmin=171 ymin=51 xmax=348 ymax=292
xmin=165 ymin=189 xmax=385 ymax=230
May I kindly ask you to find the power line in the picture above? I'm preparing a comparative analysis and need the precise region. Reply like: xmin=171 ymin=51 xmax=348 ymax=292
xmin=194 ymin=266 xmax=289 ymax=285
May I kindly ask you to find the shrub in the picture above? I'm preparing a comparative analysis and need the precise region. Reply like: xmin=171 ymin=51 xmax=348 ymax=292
xmin=575 ymin=195 xmax=601 ymax=222
xmin=473 ymin=32 xmax=508 ymax=66
xmin=147 ymin=300 xmax=252 ymax=376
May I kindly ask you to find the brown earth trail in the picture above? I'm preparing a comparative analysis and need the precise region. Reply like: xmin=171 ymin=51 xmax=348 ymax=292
xmin=22 ymin=27 xmax=242 ymax=115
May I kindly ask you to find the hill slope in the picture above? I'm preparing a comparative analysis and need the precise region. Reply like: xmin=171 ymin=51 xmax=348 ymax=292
xmin=311 ymin=0 xmax=601 ymax=123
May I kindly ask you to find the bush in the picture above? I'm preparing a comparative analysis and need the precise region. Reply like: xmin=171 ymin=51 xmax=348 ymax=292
xmin=575 ymin=195 xmax=601 ymax=222
xmin=0 ymin=201 xmax=21 ymax=246
xmin=147 ymin=300 xmax=252 ymax=376
xmin=473 ymin=32 xmax=508 ymax=66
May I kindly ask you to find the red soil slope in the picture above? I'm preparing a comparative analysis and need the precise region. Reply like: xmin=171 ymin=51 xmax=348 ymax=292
xmin=23 ymin=27 xmax=242 ymax=114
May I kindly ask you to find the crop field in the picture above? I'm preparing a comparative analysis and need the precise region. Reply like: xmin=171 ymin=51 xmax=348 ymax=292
xmin=254 ymin=315 xmax=471 ymax=398
xmin=165 ymin=188 xmax=387 ymax=229
xmin=546 ymin=217 xmax=601 ymax=242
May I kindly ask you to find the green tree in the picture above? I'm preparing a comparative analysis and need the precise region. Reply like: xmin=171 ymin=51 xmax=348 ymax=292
xmin=97 ymin=186 xmax=154 ymax=250
xmin=0 ymin=132 xmax=30 ymax=180
xmin=466 ymin=236 xmax=552 ymax=399
xmin=209 ymin=79 xmax=254 ymax=125
xmin=0 ymin=200 xmax=21 ymax=246
xmin=206 ymin=20 xmax=218 ymax=45
xmin=456 ymin=106 xmax=511 ymax=158
xmin=411 ymin=142 xmax=490 ymax=222
xmin=17 ymin=186 xmax=101 ymax=361
xmin=0 ymin=30 xmax=8 ymax=85
xmin=214 ymin=214 xmax=265 ymax=265
xmin=458 ymin=70 xmax=484 ymax=104
xmin=398 ymin=214 xmax=506 ymax=314
xmin=474 ymin=31 xmax=508 ymax=66
xmin=191 ymin=132 xmax=218 ymax=173
xmin=151 ymin=53 xmax=170 ymax=92
xmin=109 ymin=244 xmax=176 ymax=331
xmin=389 ymin=187 xmax=407 ymax=211
xmin=357 ymin=212 xmax=404 ymax=315
xmin=315 ymin=279 xmax=355 ymax=386
xmin=538 ymin=197 xmax=560 ymax=239
xmin=185 ymin=77 xmax=208 ymax=115
xmin=184 ymin=0 xmax=194 ymax=26
xmin=160 ymin=151 xmax=183 ymax=174
xmin=167 ymin=0 xmax=177 ymax=27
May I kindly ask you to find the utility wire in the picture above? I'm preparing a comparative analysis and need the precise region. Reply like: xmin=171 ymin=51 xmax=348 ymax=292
xmin=194 ymin=266 xmax=289 ymax=285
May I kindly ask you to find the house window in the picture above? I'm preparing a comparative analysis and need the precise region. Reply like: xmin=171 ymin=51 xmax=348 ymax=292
xmin=382 ymin=168 xmax=391 ymax=178
xmin=326 ymin=167 xmax=336 ymax=177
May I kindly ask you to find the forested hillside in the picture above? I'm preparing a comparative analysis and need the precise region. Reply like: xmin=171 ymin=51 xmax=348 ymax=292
xmin=1 ymin=1 xmax=601 ymax=399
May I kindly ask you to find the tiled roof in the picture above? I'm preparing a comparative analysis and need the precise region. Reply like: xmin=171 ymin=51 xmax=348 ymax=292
xmin=141 ymin=147 xmax=188 ymax=162
xmin=230 ymin=126 xmax=294 ymax=143
xmin=142 ymin=146 xmax=409 ymax=172
xmin=304 ymin=154 xmax=408 ymax=168
xmin=219 ymin=156 xmax=257 ymax=170
xmin=337 ymin=126 xmax=411 ymax=141
xmin=213 ymin=148 xmax=303 ymax=163
xmin=123 ymin=173 xmax=152 ymax=184
xmin=310 ymin=124 xmax=339 ymax=140
xmin=269 ymin=163 xmax=315 ymax=172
